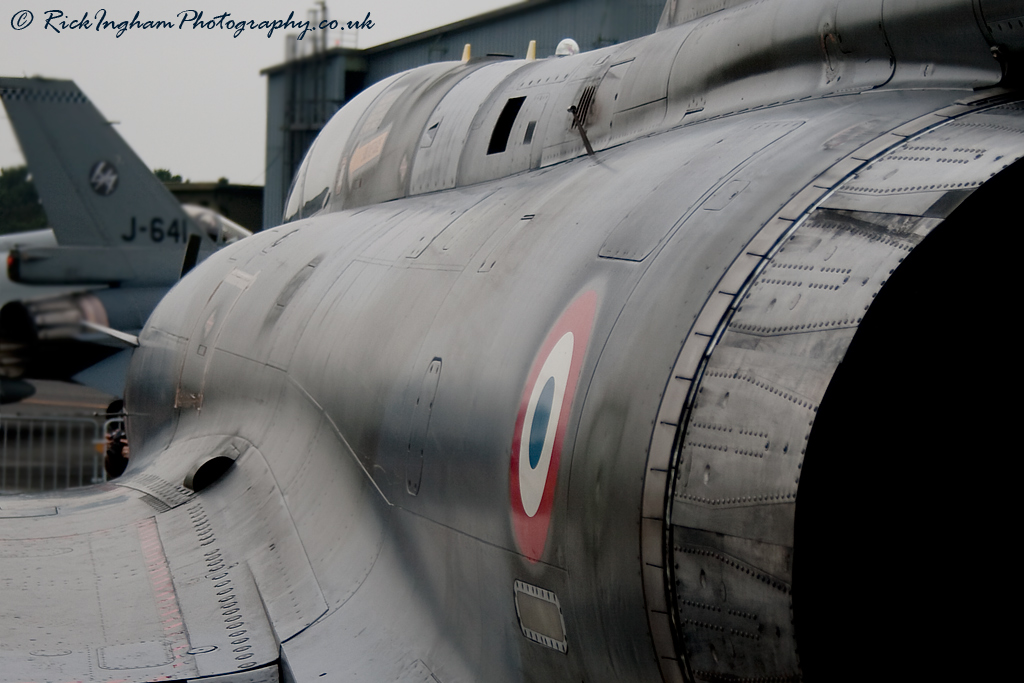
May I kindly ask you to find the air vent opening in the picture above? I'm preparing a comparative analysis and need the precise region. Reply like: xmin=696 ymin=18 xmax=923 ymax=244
xmin=488 ymin=97 xmax=526 ymax=155
xmin=572 ymin=86 xmax=596 ymax=129
xmin=184 ymin=455 xmax=236 ymax=492
xmin=523 ymin=121 xmax=537 ymax=145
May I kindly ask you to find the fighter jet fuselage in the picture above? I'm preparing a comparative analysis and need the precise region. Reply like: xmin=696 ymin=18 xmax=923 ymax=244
xmin=2 ymin=1 xmax=1021 ymax=681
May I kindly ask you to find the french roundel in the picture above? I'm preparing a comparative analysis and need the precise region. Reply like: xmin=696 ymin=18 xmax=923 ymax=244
xmin=510 ymin=290 xmax=598 ymax=562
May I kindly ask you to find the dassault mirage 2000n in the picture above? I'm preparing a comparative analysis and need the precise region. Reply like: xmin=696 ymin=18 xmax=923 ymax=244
xmin=0 ymin=0 xmax=1019 ymax=680
xmin=0 ymin=77 xmax=250 ymax=388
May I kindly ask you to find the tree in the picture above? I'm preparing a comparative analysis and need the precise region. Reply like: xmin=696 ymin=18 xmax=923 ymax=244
xmin=154 ymin=168 xmax=183 ymax=183
xmin=0 ymin=165 xmax=48 ymax=234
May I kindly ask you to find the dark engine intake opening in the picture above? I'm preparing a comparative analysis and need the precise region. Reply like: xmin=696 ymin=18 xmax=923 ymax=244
xmin=794 ymin=158 xmax=1017 ymax=680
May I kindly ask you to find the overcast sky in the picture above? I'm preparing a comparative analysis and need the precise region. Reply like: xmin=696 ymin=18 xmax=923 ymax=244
xmin=0 ymin=0 xmax=523 ymax=185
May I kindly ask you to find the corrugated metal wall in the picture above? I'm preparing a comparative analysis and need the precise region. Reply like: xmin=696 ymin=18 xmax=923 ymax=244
xmin=264 ymin=73 xmax=288 ymax=230
xmin=365 ymin=0 xmax=665 ymax=82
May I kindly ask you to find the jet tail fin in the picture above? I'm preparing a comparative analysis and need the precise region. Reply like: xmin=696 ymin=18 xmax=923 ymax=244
xmin=0 ymin=77 xmax=213 ymax=254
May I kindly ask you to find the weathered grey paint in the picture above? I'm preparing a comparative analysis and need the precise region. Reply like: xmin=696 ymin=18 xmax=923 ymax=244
xmin=2 ymin=1 xmax=1021 ymax=681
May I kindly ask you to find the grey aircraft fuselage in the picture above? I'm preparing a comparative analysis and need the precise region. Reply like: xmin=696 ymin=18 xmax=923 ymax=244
xmin=0 ymin=0 xmax=1020 ymax=681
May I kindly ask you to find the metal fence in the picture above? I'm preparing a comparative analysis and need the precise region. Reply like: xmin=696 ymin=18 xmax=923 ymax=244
xmin=0 ymin=415 xmax=107 ymax=492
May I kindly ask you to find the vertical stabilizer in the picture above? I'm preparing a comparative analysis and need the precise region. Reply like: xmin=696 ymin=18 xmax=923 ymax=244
xmin=0 ymin=77 xmax=212 ymax=253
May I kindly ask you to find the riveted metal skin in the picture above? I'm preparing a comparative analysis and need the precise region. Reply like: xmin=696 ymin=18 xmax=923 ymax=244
xmin=2 ymin=1 xmax=1023 ymax=682
xmin=648 ymin=99 xmax=1024 ymax=682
